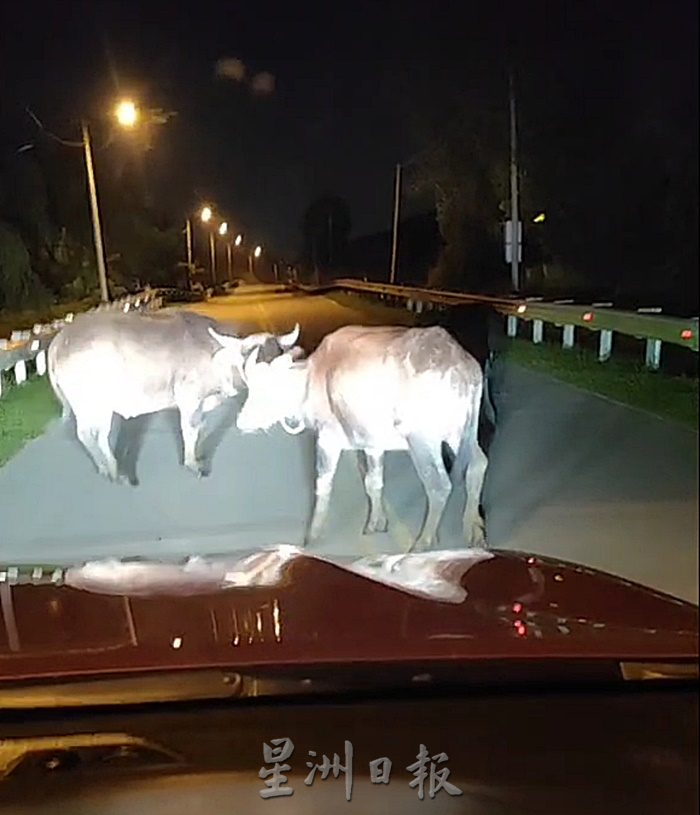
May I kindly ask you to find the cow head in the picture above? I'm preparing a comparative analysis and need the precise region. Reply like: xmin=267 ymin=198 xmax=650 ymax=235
xmin=237 ymin=348 xmax=308 ymax=435
xmin=208 ymin=323 xmax=301 ymax=395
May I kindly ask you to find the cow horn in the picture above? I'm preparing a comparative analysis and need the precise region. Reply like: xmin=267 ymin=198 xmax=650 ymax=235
xmin=242 ymin=346 xmax=262 ymax=383
xmin=208 ymin=326 xmax=241 ymax=349
xmin=278 ymin=323 xmax=300 ymax=349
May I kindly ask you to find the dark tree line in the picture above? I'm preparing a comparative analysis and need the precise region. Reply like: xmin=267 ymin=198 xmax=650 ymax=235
xmin=0 ymin=116 xmax=183 ymax=311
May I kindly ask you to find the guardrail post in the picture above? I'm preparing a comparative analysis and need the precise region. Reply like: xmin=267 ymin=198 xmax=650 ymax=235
xmin=507 ymin=316 xmax=518 ymax=337
xmin=14 ymin=359 xmax=27 ymax=385
xmin=416 ymin=300 xmax=424 ymax=314
xmin=36 ymin=349 xmax=47 ymax=376
xmin=645 ymin=338 xmax=662 ymax=371
xmin=562 ymin=324 xmax=575 ymax=349
xmin=532 ymin=320 xmax=543 ymax=344
xmin=406 ymin=298 xmax=413 ymax=312
xmin=598 ymin=329 xmax=614 ymax=362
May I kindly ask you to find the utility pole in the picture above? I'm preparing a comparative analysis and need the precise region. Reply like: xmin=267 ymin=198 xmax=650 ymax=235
xmin=226 ymin=242 xmax=233 ymax=281
xmin=509 ymin=73 xmax=521 ymax=292
xmin=389 ymin=162 xmax=402 ymax=284
xmin=185 ymin=219 xmax=193 ymax=270
xmin=185 ymin=218 xmax=193 ymax=289
xmin=209 ymin=232 xmax=216 ymax=284
xmin=81 ymin=121 xmax=110 ymax=302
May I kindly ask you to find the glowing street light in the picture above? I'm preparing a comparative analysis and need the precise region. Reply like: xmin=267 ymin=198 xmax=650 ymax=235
xmin=218 ymin=221 xmax=228 ymax=237
xmin=234 ymin=234 xmax=243 ymax=247
xmin=253 ymin=245 xmax=262 ymax=258
xmin=533 ymin=212 xmax=546 ymax=224
xmin=114 ymin=99 xmax=139 ymax=128
xmin=200 ymin=205 xmax=213 ymax=223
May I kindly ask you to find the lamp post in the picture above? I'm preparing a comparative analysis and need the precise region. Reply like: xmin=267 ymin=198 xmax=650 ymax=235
xmin=82 ymin=98 xmax=140 ymax=302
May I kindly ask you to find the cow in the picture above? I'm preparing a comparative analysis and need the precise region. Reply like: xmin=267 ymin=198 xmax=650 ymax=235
xmin=236 ymin=324 xmax=489 ymax=552
xmin=47 ymin=308 xmax=300 ymax=483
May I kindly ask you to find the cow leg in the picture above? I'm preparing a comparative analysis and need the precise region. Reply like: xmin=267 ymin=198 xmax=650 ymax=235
xmin=361 ymin=449 xmax=388 ymax=534
xmin=75 ymin=411 xmax=122 ymax=483
xmin=406 ymin=435 xmax=452 ymax=553
xmin=463 ymin=440 xmax=488 ymax=547
xmin=179 ymin=403 xmax=206 ymax=477
xmin=306 ymin=438 xmax=341 ymax=545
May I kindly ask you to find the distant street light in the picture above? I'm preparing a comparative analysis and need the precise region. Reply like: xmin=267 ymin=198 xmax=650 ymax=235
xmin=218 ymin=221 xmax=228 ymax=237
xmin=200 ymin=205 xmax=213 ymax=223
xmin=234 ymin=233 xmax=243 ymax=247
xmin=248 ymin=244 xmax=263 ymax=279
xmin=533 ymin=212 xmax=546 ymax=224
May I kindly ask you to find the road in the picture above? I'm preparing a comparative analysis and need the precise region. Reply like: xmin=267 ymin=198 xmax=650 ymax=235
xmin=0 ymin=287 xmax=697 ymax=603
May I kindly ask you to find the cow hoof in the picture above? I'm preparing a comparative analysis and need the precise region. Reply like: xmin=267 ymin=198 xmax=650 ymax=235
xmin=363 ymin=518 xmax=389 ymax=535
xmin=410 ymin=537 xmax=436 ymax=554
xmin=465 ymin=519 xmax=486 ymax=547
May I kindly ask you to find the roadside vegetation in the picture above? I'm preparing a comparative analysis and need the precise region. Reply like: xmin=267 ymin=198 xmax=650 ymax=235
xmin=503 ymin=338 xmax=698 ymax=429
xmin=0 ymin=376 xmax=60 ymax=467
xmin=0 ymin=297 xmax=98 ymax=340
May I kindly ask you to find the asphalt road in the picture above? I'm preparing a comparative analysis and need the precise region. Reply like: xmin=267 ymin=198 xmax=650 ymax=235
xmin=0 ymin=287 xmax=697 ymax=603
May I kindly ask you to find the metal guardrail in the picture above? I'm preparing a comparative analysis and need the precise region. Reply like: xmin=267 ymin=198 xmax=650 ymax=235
xmin=299 ymin=279 xmax=698 ymax=369
xmin=0 ymin=290 xmax=162 ymax=398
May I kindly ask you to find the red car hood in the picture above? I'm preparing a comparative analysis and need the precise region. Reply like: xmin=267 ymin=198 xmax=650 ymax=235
xmin=0 ymin=548 xmax=697 ymax=684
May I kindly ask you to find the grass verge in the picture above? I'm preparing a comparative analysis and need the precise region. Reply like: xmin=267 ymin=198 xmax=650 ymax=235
xmin=0 ymin=376 xmax=61 ymax=467
xmin=503 ymin=338 xmax=698 ymax=429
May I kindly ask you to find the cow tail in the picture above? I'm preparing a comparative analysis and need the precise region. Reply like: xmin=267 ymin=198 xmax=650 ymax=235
xmin=47 ymin=339 xmax=72 ymax=423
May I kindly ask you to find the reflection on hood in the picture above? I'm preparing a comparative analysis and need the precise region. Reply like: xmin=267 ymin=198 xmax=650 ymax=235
xmin=64 ymin=545 xmax=494 ymax=604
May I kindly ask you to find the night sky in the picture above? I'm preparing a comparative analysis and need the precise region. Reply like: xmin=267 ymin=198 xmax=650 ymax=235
xmin=1 ymin=0 xmax=696 ymax=255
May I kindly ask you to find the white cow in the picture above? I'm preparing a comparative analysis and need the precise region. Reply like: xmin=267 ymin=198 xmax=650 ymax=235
xmin=48 ymin=308 xmax=300 ymax=483
xmin=237 ymin=324 xmax=489 ymax=551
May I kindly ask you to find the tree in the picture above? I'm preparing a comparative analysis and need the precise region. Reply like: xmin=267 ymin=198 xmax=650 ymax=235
xmin=410 ymin=98 xmax=509 ymax=292
xmin=0 ymin=221 xmax=48 ymax=309
xmin=301 ymin=195 xmax=352 ymax=274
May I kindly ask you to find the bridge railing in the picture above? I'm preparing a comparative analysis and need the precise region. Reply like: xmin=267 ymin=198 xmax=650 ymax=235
xmin=298 ymin=279 xmax=698 ymax=368
xmin=0 ymin=290 xmax=163 ymax=398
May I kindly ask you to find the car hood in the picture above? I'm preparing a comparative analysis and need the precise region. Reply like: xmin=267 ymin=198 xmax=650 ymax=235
xmin=0 ymin=547 xmax=697 ymax=684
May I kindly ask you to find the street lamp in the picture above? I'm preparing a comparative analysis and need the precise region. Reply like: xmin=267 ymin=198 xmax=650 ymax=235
xmin=82 ymin=97 xmax=143 ymax=303
xmin=115 ymin=99 xmax=138 ymax=128
xmin=234 ymin=233 xmax=243 ymax=247
xmin=248 ymin=244 xmax=263 ymax=279
xmin=200 ymin=205 xmax=213 ymax=223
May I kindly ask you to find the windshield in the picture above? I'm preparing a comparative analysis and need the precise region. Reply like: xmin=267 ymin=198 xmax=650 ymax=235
xmin=0 ymin=1 xmax=697 ymax=690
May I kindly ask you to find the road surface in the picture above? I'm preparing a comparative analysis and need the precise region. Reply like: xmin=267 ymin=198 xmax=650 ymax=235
xmin=0 ymin=287 xmax=697 ymax=603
